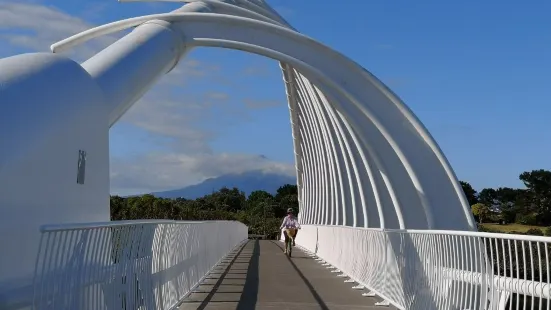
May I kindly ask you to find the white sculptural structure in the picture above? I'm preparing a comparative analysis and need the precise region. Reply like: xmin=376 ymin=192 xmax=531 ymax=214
xmin=0 ymin=0 xmax=476 ymax=306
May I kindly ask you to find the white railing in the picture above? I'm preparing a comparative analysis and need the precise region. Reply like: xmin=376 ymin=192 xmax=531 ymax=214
xmin=295 ymin=225 xmax=551 ymax=310
xmin=31 ymin=220 xmax=248 ymax=310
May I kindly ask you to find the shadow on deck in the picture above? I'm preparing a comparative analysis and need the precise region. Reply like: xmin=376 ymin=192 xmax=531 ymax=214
xmin=178 ymin=240 xmax=396 ymax=310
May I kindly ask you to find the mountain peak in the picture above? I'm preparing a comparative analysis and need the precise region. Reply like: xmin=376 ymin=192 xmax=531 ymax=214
xmin=151 ymin=170 xmax=296 ymax=199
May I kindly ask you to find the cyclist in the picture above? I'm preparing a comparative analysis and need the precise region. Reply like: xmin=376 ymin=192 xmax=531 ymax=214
xmin=280 ymin=208 xmax=301 ymax=249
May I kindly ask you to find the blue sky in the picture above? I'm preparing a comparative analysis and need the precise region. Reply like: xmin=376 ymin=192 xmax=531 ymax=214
xmin=1 ymin=0 xmax=550 ymax=195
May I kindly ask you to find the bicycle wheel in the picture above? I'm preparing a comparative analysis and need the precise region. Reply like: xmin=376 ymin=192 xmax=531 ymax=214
xmin=287 ymin=238 xmax=293 ymax=257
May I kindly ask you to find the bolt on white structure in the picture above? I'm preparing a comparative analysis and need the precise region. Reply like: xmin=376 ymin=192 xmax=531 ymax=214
xmin=0 ymin=0 xmax=477 ymax=305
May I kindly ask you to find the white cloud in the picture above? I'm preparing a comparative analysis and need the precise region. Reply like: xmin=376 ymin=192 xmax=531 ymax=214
xmin=113 ymin=56 xmax=295 ymax=194
xmin=0 ymin=2 xmax=119 ymax=60
xmin=0 ymin=1 xmax=295 ymax=195
xmin=110 ymin=153 xmax=295 ymax=196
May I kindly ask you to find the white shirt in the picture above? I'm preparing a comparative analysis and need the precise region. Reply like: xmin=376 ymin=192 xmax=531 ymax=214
xmin=280 ymin=215 xmax=301 ymax=229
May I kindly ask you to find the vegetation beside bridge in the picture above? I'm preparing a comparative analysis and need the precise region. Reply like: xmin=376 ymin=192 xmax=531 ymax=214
xmin=460 ymin=169 xmax=551 ymax=236
xmin=110 ymin=168 xmax=551 ymax=237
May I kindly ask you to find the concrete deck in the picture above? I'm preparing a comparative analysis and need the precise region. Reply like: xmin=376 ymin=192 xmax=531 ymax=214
xmin=179 ymin=240 xmax=397 ymax=310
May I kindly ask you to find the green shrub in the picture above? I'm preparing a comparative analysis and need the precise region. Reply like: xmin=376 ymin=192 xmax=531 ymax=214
xmin=478 ymin=225 xmax=500 ymax=233
xmin=526 ymin=228 xmax=544 ymax=236
xmin=500 ymin=208 xmax=516 ymax=224
xmin=508 ymin=230 xmax=525 ymax=235
xmin=517 ymin=213 xmax=538 ymax=225
xmin=544 ymin=227 xmax=551 ymax=237
xmin=487 ymin=213 xmax=501 ymax=223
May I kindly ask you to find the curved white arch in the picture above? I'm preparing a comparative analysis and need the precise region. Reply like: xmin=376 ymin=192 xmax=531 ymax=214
xmin=51 ymin=8 xmax=475 ymax=230
xmin=0 ymin=1 xmax=485 ymax=298
xmin=181 ymin=16 xmax=436 ymax=228
xmin=300 ymin=78 xmax=342 ymax=225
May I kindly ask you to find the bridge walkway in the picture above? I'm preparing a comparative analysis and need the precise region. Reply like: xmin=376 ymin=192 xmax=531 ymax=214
xmin=179 ymin=240 xmax=396 ymax=310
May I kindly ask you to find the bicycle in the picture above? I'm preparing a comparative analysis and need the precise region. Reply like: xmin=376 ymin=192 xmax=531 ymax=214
xmin=283 ymin=227 xmax=297 ymax=257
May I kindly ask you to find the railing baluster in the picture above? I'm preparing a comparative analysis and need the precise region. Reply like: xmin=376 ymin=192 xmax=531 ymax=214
xmin=293 ymin=225 xmax=551 ymax=310
xmin=30 ymin=222 xmax=551 ymax=310
xmin=31 ymin=220 xmax=247 ymax=310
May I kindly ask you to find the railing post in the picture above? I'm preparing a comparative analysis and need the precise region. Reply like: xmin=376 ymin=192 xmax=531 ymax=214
xmin=315 ymin=226 xmax=319 ymax=254
xmin=374 ymin=229 xmax=391 ymax=307
xmin=71 ymin=230 xmax=90 ymax=309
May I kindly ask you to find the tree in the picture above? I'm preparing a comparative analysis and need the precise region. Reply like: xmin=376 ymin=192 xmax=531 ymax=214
xmin=108 ymin=168 xmax=551 ymax=234
xmin=471 ymin=203 xmax=490 ymax=224
xmin=244 ymin=190 xmax=274 ymax=221
xmin=494 ymin=187 xmax=524 ymax=206
xmin=110 ymin=195 xmax=125 ymax=219
xmin=198 ymin=187 xmax=247 ymax=212
xmin=110 ymin=183 xmax=301 ymax=238
xmin=275 ymin=184 xmax=298 ymax=201
xmin=277 ymin=194 xmax=299 ymax=217
xmin=460 ymin=181 xmax=478 ymax=206
xmin=247 ymin=190 xmax=273 ymax=208
xmin=478 ymin=188 xmax=497 ymax=207
xmin=519 ymin=169 xmax=551 ymax=225
xmin=493 ymin=187 xmax=526 ymax=223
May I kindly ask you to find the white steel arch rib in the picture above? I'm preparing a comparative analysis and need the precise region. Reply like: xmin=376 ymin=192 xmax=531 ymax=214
xmin=52 ymin=2 xmax=476 ymax=231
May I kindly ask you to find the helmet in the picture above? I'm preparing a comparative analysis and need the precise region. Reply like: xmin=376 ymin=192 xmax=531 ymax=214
xmin=287 ymin=208 xmax=294 ymax=214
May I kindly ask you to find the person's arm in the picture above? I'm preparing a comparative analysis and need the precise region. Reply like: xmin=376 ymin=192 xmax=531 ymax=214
xmin=280 ymin=217 xmax=287 ymax=230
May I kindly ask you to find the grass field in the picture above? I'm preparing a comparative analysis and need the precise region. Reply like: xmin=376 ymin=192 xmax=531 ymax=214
xmin=481 ymin=223 xmax=546 ymax=233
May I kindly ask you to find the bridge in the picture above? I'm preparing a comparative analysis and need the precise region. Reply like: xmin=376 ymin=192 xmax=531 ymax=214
xmin=0 ymin=0 xmax=549 ymax=309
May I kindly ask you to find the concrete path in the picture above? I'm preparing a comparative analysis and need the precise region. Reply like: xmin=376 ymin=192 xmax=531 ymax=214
xmin=178 ymin=240 xmax=397 ymax=310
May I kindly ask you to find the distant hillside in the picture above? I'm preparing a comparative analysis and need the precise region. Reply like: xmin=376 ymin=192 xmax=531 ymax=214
xmin=152 ymin=170 xmax=297 ymax=199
